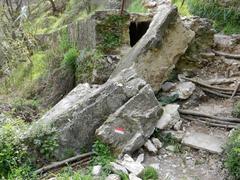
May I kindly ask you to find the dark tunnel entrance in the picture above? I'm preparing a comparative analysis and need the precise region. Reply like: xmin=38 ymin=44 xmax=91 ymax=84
xmin=129 ymin=21 xmax=150 ymax=47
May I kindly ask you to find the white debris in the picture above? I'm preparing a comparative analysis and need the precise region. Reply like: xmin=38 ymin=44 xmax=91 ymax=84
xmin=110 ymin=162 xmax=128 ymax=174
xmin=156 ymin=104 xmax=180 ymax=130
xmin=119 ymin=154 xmax=144 ymax=176
xmin=106 ymin=174 xmax=121 ymax=180
xmin=165 ymin=145 xmax=176 ymax=152
xmin=92 ymin=165 xmax=102 ymax=176
xmin=173 ymin=120 xmax=183 ymax=131
xmin=129 ymin=173 xmax=142 ymax=180
xmin=151 ymin=138 xmax=163 ymax=149
xmin=144 ymin=140 xmax=158 ymax=154
xmin=136 ymin=153 xmax=145 ymax=163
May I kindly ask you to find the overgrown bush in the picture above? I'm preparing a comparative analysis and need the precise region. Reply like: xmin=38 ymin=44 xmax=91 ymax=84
xmin=224 ymin=128 xmax=240 ymax=179
xmin=91 ymin=140 xmax=115 ymax=175
xmin=62 ymin=48 xmax=79 ymax=70
xmin=0 ymin=119 xmax=31 ymax=178
xmin=0 ymin=118 xmax=59 ymax=179
xmin=232 ymin=101 xmax=240 ymax=118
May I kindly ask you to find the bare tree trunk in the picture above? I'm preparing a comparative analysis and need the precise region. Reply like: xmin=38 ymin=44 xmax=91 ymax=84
xmin=121 ymin=0 xmax=125 ymax=15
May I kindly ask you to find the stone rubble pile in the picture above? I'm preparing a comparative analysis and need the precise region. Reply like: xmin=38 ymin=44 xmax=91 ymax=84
xmin=33 ymin=0 xmax=195 ymax=159
xmin=33 ymin=1 xmax=226 ymax=171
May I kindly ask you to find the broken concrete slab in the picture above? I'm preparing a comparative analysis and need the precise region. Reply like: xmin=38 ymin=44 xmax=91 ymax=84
xmin=96 ymin=84 xmax=162 ymax=155
xmin=182 ymin=132 xmax=226 ymax=154
xmin=156 ymin=104 xmax=180 ymax=130
xmin=32 ymin=68 xmax=152 ymax=158
xmin=111 ymin=2 xmax=194 ymax=92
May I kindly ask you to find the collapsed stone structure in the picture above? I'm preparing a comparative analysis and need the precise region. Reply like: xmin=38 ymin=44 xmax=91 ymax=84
xmin=33 ymin=1 xmax=195 ymax=158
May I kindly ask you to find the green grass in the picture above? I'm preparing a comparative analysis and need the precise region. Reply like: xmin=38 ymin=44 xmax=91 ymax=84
xmin=172 ymin=0 xmax=191 ymax=16
xmin=224 ymin=128 xmax=240 ymax=179
xmin=187 ymin=0 xmax=240 ymax=34
xmin=140 ymin=167 xmax=159 ymax=180
xmin=127 ymin=0 xmax=147 ymax=13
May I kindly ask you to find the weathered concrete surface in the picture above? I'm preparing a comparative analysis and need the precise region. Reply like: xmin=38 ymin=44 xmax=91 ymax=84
xmin=96 ymin=84 xmax=162 ymax=155
xmin=34 ymin=67 xmax=161 ymax=158
xmin=182 ymin=132 xmax=226 ymax=154
xmin=111 ymin=2 xmax=195 ymax=91
xmin=35 ymin=69 xmax=141 ymax=157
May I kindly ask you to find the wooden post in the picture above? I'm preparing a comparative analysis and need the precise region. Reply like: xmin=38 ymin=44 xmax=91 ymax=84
xmin=121 ymin=0 xmax=125 ymax=15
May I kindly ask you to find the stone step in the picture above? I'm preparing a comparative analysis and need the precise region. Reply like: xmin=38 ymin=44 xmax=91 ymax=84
xmin=182 ymin=132 xmax=226 ymax=154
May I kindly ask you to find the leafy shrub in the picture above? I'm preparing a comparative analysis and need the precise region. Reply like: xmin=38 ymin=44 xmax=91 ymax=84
xmin=140 ymin=167 xmax=158 ymax=180
xmin=232 ymin=101 xmax=240 ymax=118
xmin=62 ymin=48 xmax=79 ymax=70
xmin=224 ymin=128 xmax=240 ymax=179
xmin=0 ymin=118 xmax=59 ymax=179
xmin=91 ymin=140 xmax=115 ymax=175
xmin=25 ymin=122 xmax=59 ymax=162
xmin=0 ymin=119 xmax=31 ymax=178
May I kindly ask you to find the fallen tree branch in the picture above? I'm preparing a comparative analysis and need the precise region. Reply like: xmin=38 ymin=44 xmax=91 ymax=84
xmin=179 ymin=109 xmax=240 ymax=123
xmin=207 ymin=77 xmax=238 ymax=85
xmin=35 ymin=152 xmax=94 ymax=175
xmin=181 ymin=115 xmax=238 ymax=126
xmin=181 ymin=76 xmax=235 ymax=92
xmin=213 ymin=50 xmax=240 ymax=60
xmin=231 ymin=82 xmax=240 ymax=99
xmin=181 ymin=115 xmax=237 ymax=129
xmin=200 ymin=87 xmax=231 ymax=98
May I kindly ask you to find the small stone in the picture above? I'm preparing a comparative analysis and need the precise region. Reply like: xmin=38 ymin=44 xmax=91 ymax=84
xmin=136 ymin=153 xmax=144 ymax=163
xmin=161 ymin=82 xmax=176 ymax=92
xmin=173 ymin=120 xmax=182 ymax=131
xmin=151 ymin=138 xmax=163 ymax=149
xmin=110 ymin=162 xmax=128 ymax=174
xmin=144 ymin=140 xmax=158 ymax=154
xmin=106 ymin=174 xmax=121 ymax=180
xmin=119 ymin=154 xmax=144 ymax=176
xmin=129 ymin=173 xmax=142 ymax=180
xmin=171 ymin=82 xmax=196 ymax=99
xmin=92 ymin=165 xmax=102 ymax=176
xmin=165 ymin=145 xmax=176 ymax=152
xmin=156 ymin=104 xmax=180 ymax=130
